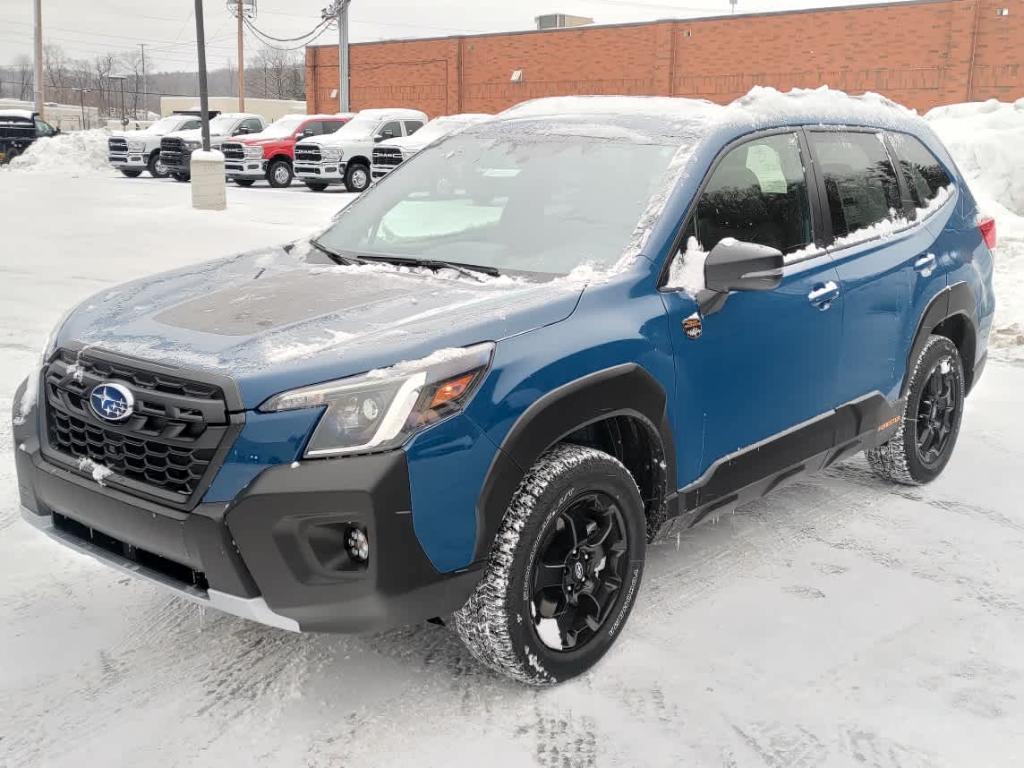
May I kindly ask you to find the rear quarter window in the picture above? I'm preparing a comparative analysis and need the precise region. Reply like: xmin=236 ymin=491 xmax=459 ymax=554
xmin=889 ymin=132 xmax=953 ymax=210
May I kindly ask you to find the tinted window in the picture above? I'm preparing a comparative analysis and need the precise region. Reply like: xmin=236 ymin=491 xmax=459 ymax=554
xmin=378 ymin=121 xmax=402 ymax=140
xmin=692 ymin=132 xmax=813 ymax=254
xmin=237 ymin=118 xmax=262 ymax=134
xmin=322 ymin=119 xmax=346 ymax=135
xmin=299 ymin=121 xmax=323 ymax=137
xmin=404 ymin=120 xmax=424 ymax=136
xmin=889 ymin=132 xmax=952 ymax=209
xmin=34 ymin=119 xmax=55 ymax=137
xmin=182 ymin=119 xmax=202 ymax=131
xmin=809 ymin=131 xmax=901 ymax=240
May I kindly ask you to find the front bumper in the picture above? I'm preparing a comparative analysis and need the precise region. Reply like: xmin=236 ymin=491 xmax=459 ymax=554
xmin=14 ymin=388 xmax=481 ymax=634
xmin=225 ymin=159 xmax=266 ymax=179
xmin=294 ymin=161 xmax=345 ymax=183
xmin=108 ymin=152 xmax=147 ymax=169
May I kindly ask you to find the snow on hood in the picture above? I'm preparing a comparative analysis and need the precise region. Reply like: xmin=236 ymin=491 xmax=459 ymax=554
xmin=55 ymin=243 xmax=585 ymax=407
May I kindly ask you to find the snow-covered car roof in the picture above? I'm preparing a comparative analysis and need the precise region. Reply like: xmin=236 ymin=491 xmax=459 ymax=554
xmin=0 ymin=108 xmax=36 ymax=120
xmin=497 ymin=87 xmax=929 ymax=142
xmin=352 ymin=108 xmax=427 ymax=121
xmin=214 ymin=112 xmax=264 ymax=121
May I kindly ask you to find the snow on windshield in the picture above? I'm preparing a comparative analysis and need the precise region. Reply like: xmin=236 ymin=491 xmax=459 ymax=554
xmin=147 ymin=116 xmax=182 ymax=133
xmin=209 ymin=115 xmax=240 ymax=133
xmin=257 ymin=114 xmax=306 ymax=139
xmin=327 ymin=116 xmax=377 ymax=140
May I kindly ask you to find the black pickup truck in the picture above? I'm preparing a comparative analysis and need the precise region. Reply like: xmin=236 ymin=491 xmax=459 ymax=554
xmin=0 ymin=109 xmax=59 ymax=164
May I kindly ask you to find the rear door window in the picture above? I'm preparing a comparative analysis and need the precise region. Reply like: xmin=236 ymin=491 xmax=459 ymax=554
xmin=888 ymin=132 xmax=953 ymax=211
xmin=808 ymin=131 xmax=902 ymax=242
xmin=690 ymin=132 xmax=814 ymax=255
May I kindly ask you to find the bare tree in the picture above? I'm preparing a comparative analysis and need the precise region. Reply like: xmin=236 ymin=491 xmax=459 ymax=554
xmin=14 ymin=54 xmax=33 ymax=100
xmin=43 ymin=44 xmax=71 ymax=93
xmin=250 ymin=45 xmax=304 ymax=100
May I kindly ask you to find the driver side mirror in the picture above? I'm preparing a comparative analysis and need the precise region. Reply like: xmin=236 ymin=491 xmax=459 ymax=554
xmin=234 ymin=126 xmax=251 ymax=135
xmin=699 ymin=239 xmax=784 ymax=315
xmin=374 ymin=134 xmax=388 ymax=143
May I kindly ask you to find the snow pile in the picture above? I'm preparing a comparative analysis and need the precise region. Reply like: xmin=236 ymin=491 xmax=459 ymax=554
xmin=926 ymin=99 xmax=1024 ymax=216
xmin=927 ymin=99 xmax=1024 ymax=358
xmin=7 ymin=128 xmax=111 ymax=174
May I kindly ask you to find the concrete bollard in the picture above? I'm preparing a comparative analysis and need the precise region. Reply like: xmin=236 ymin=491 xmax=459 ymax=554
xmin=190 ymin=149 xmax=227 ymax=211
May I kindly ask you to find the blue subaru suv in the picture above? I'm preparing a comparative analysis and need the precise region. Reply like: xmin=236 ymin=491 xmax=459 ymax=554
xmin=13 ymin=90 xmax=995 ymax=685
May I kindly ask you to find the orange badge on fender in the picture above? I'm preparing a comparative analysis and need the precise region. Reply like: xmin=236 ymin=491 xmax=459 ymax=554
xmin=683 ymin=313 xmax=702 ymax=340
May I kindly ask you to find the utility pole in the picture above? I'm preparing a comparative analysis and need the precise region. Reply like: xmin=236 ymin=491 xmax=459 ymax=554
xmin=139 ymin=43 xmax=147 ymax=118
xmin=227 ymin=1 xmax=255 ymax=111
xmin=33 ymin=0 xmax=43 ymax=116
xmin=339 ymin=0 xmax=351 ymax=112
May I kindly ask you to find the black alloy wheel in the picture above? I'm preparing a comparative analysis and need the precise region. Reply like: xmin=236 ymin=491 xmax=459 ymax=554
xmin=531 ymin=492 xmax=629 ymax=651
xmin=915 ymin=357 xmax=959 ymax=468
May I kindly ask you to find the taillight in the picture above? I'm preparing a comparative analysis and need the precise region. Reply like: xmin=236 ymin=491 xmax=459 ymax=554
xmin=978 ymin=216 xmax=997 ymax=250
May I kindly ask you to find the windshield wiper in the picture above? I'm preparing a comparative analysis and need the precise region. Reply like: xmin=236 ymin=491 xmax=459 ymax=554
xmin=355 ymin=254 xmax=501 ymax=280
xmin=308 ymin=238 xmax=365 ymax=266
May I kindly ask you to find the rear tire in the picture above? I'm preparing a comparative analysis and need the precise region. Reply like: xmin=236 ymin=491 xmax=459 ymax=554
xmin=304 ymin=181 xmax=328 ymax=192
xmin=344 ymin=162 xmax=370 ymax=193
xmin=147 ymin=151 xmax=169 ymax=179
xmin=3 ymin=148 xmax=19 ymax=164
xmin=867 ymin=335 xmax=965 ymax=485
xmin=266 ymin=159 xmax=293 ymax=188
xmin=453 ymin=444 xmax=646 ymax=686
xmin=172 ymin=172 xmax=190 ymax=183
xmin=233 ymin=178 xmax=255 ymax=187
xmin=120 ymin=169 xmax=142 ymax=178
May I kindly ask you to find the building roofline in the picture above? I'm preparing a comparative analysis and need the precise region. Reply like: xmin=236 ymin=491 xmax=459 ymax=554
xmin=307 ymin=0 xmax=958 ymax=50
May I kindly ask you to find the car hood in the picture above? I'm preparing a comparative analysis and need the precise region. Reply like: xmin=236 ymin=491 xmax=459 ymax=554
xmin=56 ymin=243 xmax=585 ymax=409
xmin=379 ymin=135 xmax=427 ymax=154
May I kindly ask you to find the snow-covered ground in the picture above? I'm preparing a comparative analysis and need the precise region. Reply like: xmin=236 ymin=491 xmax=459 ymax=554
xmin=2 ymin=102 xmax=1024 ymax=766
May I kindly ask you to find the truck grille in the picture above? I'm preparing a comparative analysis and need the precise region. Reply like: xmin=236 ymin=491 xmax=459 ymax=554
xmin=222 ymin=142 xmax=245 ymax=161
xmin=294 ymin=144 xmax=321 ymax=163
xmin=108 ymin=137 xmax=128 ymax=154
xmin=373 ymin=147 xmax=404 ymax=168
xmin=42 ymin=349 xmax=234 ymax=510
xmin=160 ymin=137 xmax=187 ymax=168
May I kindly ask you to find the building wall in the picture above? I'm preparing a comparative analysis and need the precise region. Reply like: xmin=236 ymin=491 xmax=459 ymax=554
xmin=306 ymin=0 xmax=1024 ymax=117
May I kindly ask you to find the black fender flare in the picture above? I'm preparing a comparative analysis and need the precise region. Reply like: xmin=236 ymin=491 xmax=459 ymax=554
xmin=472 ymin=363 xmax=676 ymax=563
xmin=903 ymin=281 xmax=979 ymax=398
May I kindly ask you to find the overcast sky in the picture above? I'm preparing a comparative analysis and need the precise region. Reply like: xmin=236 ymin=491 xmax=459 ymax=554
xmin=0 ymin=0 xmax=909 ymax=72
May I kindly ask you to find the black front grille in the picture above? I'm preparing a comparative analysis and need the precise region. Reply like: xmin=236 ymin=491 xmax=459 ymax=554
xmin=43 ymin=349 xmax=232 ymax=509
xmin=222 ymin=141 xmax=245 ymax=161
xmin=373 ymin=147 xmax=404 ymax=168
xmin=108 ymin=137 xmax=128 ymax=153
xmin=160 ymin=136 xmax=188 ymax=168
xmin=294 ymin=144 xmax=321 ymax=162
xmin=53 ymin=512 xmax=209 ymax=591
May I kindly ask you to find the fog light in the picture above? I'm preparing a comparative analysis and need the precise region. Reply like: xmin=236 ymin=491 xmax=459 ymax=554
xmin=346 ymin=527 xmax=369 ymax=562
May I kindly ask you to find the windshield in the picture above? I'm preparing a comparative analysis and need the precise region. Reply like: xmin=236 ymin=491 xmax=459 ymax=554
xmin=404 ymin=118 xmax=470 ymax=145
xmin=316 ymin=133 xmax=679 ymax=275
xmin=258 ymin=114 xmax=306 ymax=139
xmin=150 ymin=116 xmax=186 ymax=133
xmin=209 ymin=115 xmax=239 ymax=133
xmin=327 ymin=115 xmax=378 ymax=140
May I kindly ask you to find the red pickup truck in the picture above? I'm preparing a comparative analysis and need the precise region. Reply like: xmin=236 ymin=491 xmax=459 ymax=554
xmin=222 ymin=113 xmax=353 ymax=188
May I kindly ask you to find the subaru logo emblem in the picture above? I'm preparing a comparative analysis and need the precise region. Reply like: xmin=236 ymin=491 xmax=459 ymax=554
xmin=89 ymin=383 xmax=135 ymax=423
xmin=573 ymin=561 xmax=585 ymax=581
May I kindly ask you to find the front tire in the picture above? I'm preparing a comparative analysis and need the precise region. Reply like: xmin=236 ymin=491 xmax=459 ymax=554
xmin=171 ymin=172 xmax=190 ymax=183
xmin=344 ymin=162 xmax=370 ymax=193
xmin=867 ymin=335 xmax=965 ymax=485
xmin=147 ymin=151 xmax=169 ymax=178
xmin=304 ymin=181 xmax=328 ymax=192
xmin=453 ymin=444 xmax=646 ymax=685
xmin=266 ymin=158 xmax=293 ymax=188
xmin=120 ymin=169 xmax=142 ymax=178
xmin=233 ymin=178 xmax=255 ymax=187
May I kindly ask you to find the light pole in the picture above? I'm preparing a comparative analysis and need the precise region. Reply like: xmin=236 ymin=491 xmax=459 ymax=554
xmin=322 ymin=0 xmax=352 ymax=112
xmin=33 ymin=0 xmax=43 ymax=116
xmin=192 ymin=0 xmax=226 ymax=210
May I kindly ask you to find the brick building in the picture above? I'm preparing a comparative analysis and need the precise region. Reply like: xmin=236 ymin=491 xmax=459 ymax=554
xmin=305 ymin=0 xmax=1023 ymax=116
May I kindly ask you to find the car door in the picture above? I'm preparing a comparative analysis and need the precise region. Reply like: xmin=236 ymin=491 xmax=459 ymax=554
xmin=660 ymin=130 xmax=844 ymax=483
xmin=885 ymin=130 xmax=960 ymax=374
xmin=403 ymin=119 xmax=425 ymax=136
xmin=235 ymin=117 xmax=262 ymax=136
xmin=297 ymin=120 xmax=323 ymax=140
xmin=807 ymin=129 xmax=943 ymax=404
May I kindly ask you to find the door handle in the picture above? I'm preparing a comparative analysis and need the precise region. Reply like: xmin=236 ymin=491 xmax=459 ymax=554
xmin=807 ymin=280 xmax=840 ymax=309
xmin=914 ymin=253 xmax=937 ymax=277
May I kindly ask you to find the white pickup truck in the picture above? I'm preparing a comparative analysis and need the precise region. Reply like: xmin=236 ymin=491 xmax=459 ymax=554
xmin=107 ymin=112 xmax=204 ymax=178
xmin=293 ymin=108 xmax=427 ymax=192
xmin=371 ymin=113 xmax=491 ymax=181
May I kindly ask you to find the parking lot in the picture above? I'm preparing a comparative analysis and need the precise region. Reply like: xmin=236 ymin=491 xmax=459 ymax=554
xmin=2 ymin=169 xmax=1024 ymax=767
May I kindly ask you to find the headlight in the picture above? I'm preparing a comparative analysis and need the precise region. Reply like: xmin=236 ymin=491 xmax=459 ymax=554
xmin=260 ymin=343 xmax=493 ymax=457
xmin=244 ymin=145 xmax=263 ymax=159
xmin=185 ymin=140 xmax=201 ymax=150
xmin=321 ymin=147 xmax=343 ymax=162
xmin=127 ymin=140 xmax=145 ymax=152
